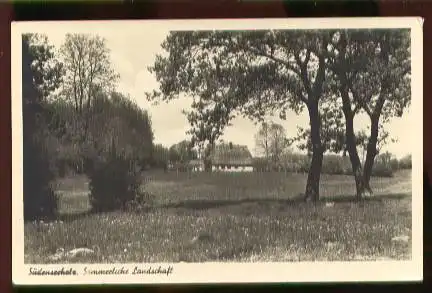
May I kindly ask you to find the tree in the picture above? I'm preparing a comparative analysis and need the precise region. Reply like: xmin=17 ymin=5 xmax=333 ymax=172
xmin=83 ymin=92 xmax=154 ymax=212
xmin=22 ymin=34 xmax=63 ymax=220
xmin=331 ymin=29 xmax=410 ymax=196
xmin=255 ymin=121 xmax=290 ymax=166
xmin=293 ymin=95 xmax=346 ymax=157
xmin=151 ymin=144 xmax=170 ymax=169
xmin=23 ymin=34 xmax=64 ymax=100
xmin=42 ymin=99 xmax=82 ymax=176
xmin=399 ymin=154 xmax=412 ymax=169
xmin=169 ymin=140 xmax=198 ymax=164
xmin=148 ymin=30 xmax=333 ymax=201
xmin=293 ymin=29 xmax=410 ymax=198
xmin=59 ymin=34 xmax=119 ymax=143
xmin=354 ymin=30 xmax=410 ymax=192
xmin=83 ymin=92 xmax=154 ymax=169
xmin=255 ymin=121 xmax=271 ymax=161
xmin=355 ymin=128 xmax=396 ymax=164
xmin=320 ymin=30 xmax=376 ymax=198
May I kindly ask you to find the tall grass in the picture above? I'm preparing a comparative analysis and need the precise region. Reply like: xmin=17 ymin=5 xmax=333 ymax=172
xmin=24 ymin=170 xmax=412 ymax=263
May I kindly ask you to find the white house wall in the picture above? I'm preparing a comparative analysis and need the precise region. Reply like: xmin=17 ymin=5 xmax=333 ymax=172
xmin=212 ymin=166 xmax=254 ymax=172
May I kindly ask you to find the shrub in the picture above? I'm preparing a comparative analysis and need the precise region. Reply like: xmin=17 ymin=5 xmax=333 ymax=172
xmin=282 ymin=153 xmax=310 ymax=173
xmin=399 ymin=154 xmax=412 ymax=169
xmin=322 ymin=155 xmax=345 ymax=175
xmin=295 ymin=155 xmax=311 ymax=173
xmin=86 ymin=141 xmax=143 ymax=212
xmin=371 ymin=162 xmax=394 ymax=177
xmin=252 ymin=157 xmax=270 ymax=172
xmin=23 ymin=133 xmax=58 ymax=221
xmin=371 ymin=152 xmax=396 ymax=177
xmin=390 ymin=158 xmax=399 ymax=171
xmin=22 ymin=36 xmax=59 ymax=221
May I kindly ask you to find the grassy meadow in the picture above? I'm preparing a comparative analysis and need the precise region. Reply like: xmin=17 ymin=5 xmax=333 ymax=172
xmin=24 ymin=170 xmax=412 ymax=263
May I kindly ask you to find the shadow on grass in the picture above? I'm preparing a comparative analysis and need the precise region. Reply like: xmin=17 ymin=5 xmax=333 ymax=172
xmin=158 ymin=192 xmax=411 ymax=211
xmin=27 ymin=192 xmax=410 ymax=223
xmin=323 ymin=192 xmax=409 ymax=203
xmin=56 ymin=210 xmax=95 ymax=223
xmin=23 ymin=210 xmax=94 ymax=225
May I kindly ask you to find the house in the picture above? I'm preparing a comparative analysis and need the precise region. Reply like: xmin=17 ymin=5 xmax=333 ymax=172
xmin=188 ymin=143 xmax=253 ymax=172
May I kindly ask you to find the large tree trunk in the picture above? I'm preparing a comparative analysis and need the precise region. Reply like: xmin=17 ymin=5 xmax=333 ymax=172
xmin=363 ymin=116 xmax=380 ymax=194
xmin=345 ymin=114 xmax=372 ymax=199
xmin=340 ymin=90 xmax=372 ymax=199
xmin=304 ymin=102 xmax=324 ymax=202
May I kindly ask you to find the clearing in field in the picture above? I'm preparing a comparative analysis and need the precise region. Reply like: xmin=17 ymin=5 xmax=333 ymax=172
xmin=24 ymin=170 xmax=412 ymax=263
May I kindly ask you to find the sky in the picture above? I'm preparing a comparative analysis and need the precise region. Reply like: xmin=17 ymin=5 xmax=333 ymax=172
xmin=42 ymin=27 xmax=413 ymax=159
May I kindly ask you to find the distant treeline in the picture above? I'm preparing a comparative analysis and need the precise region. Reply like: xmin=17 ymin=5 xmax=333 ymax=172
xmin=252 ymin=153 xmax=412 ymax=177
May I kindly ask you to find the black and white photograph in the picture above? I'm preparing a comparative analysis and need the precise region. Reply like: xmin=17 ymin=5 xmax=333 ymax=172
xmin=12 ymin=18 xmax=423 ymax=284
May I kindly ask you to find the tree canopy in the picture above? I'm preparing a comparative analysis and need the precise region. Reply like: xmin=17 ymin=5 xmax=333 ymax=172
xmin=148 ymin=30 xmax=333 ymax=200
xmin=148 ymin=28 xmax=411 ymax=201
xmin=169 ymin=140 xmax=198 ymax=163
xmin=255 ymin=121 xmax=291 ymax=164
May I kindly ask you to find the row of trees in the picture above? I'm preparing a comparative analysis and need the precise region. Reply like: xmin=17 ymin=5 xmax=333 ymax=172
xmin=23 ymin=33 xmax=154 ymax=220
xmin=253 ymin=120 xmax=408 ymax=176
xmin=253 ymin=151 xmax=411 ymax=177
xmin=151 ymin=139 xmax=198 ymax=170
xmin=147 ymin=29 xmax=411 ymax=201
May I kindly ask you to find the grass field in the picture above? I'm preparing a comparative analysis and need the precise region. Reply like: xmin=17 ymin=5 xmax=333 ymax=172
xmin=24 ymin=170 xmax=412 ymax=263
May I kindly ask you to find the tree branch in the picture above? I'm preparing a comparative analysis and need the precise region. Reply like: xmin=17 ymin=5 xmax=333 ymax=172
xmin=294 ymin=51 xmax=312 ymax=97
xmin=351 ymin=89 xmax=373 ymax=117
xmin=353 ymin=103 xmax=362 ymax=113
xmin=373 ymin=92 xmax=386 ymax=118
xmin=249 ymin=46 xmax=301 ymax=76
xmin=304 ymin=50 xmax=311 ymax=67
xmin=299 ymin=94 xmax=308 ymax=104
xmin=312 ymin=55 xmax=326 ymax=96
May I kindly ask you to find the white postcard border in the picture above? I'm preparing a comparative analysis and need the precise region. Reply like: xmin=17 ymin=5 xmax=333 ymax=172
xmin=11 ymin=17 xmax=423 ymax=285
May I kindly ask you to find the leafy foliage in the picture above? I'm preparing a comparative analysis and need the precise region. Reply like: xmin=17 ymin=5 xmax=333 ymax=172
xmin=398 ymin=155 xmax=412 ymax=169
xmin=149 ymin=29 xmax=410 ymax=198
xmin=321 ymin=155 xmax=352 ymax=175
xmin=348 ymin=30 xmax=411 ymax=123
xmin=293 ymin=97 xmax=346 ymax=155
xmin=151 ymin=144 xmax=170 ymax=169
xmin=23 ymin=124 xmax=59 ymax=221
xmin=22 ymin=34 xmax=62 ymax=221
xmin=23 ymin=33 xmax=64 ymax=100
xmin=348 ymin=30 xmax=410 ymax=183
xmin=88 ymin=92 xmax=153 ymax=162
xmin=87 ymin=139 xmax=143 ymax=212
xmin=81 ymin=92 xmax=153 ymax=212
xmin=252 ymin=152 xmax=396 ymax=177
xmin=148 ymin=30 xmax=334 ymax=199
xmin=59 ymin=34 xmax=119 ymax=145
xmin=255 ymin=121 xmax=291 ymax=164
xmin=370 ymin=151 xmax=398 ymax=178
xmin=168 ymin=140 xmax=198 ymax=164
xmin=23 ymin=32 xmax=156 ymax=214
xmin=148 ymin=30 xmax=334 ymax=141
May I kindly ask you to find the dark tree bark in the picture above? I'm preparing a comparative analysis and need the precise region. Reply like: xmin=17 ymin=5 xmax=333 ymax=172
xmin=363 ymin=115 xmax=380 ymax=191
xmin=300 ymin=51 xmax=328 ymax=202
xmin=304 ymin=101 xmax=324 ymax=202
xmin=362 ymin=94 xmax=385 ymax=195
xmin=340 ymin=86 xmax=372 ymax=199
